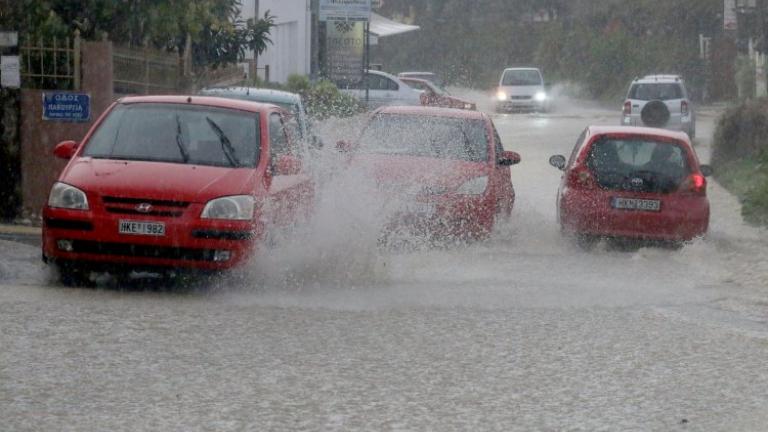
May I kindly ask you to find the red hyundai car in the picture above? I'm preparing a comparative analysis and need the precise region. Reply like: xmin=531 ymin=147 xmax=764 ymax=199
xmin=43 ymin=95 xmax=313 ymax=284
xmin=549 ymin=126 xmax=712 ymax=246
xmin=400 ymin=77 xmax=477 ymax=111
xmin=340 ymin=106 xmax=520 ymax=241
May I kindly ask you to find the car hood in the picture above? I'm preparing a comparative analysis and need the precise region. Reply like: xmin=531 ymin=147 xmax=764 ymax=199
xmin=500 ymin=85 xmax=544 ymax=96
xmin=351 ymin=154 xmax=488 ymax=194
xmin=60 ymin=158 xmax=257 ymax=203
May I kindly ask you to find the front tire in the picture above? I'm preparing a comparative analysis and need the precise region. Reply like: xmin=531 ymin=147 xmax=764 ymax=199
xmin=54 ymin=262 xmax=93 ymax=287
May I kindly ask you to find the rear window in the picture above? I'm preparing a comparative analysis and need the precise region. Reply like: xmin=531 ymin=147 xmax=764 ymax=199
xmin=501 ymin=70 xmax=542 ymax=86
xmin=83 ymin=103 xmax=260 ymax=168
xmin=586 ymin=137 xmax=691 ymax=193
xmin=628 ymin=83 xmax=684 ymax=101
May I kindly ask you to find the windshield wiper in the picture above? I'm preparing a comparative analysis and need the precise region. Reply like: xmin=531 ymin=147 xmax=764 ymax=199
xmin=205 ymin=117 xmax=240 ymax=167
xmin=175 ymin=115 xmax=190 ymax=163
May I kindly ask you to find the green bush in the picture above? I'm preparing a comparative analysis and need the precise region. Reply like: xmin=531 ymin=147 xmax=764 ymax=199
xmin=304 ymin=79 xmax=363 ymax=120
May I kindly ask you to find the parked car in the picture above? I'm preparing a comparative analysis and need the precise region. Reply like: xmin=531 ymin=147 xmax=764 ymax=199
xmin=400 ymin=77 xmax=476 ymax=110
xmin=621 ymin=74 xmax=696 ymax=138
xmin=339 ymin=106 xmax=520 ymax=240
xmin=397 ymin=71 xmax=445 ymax=88
xmin=42 ymin=95 xmax=314 ymax=285
xmin=495 ymin=67 xmax=551 ymax=113
xmin=549 ymin=126 xmax=712 ymax=247
xmin=199 ymin=87 xmax=321 ymax=148
xmin=339 ymin=70 xmax=423 ymax=109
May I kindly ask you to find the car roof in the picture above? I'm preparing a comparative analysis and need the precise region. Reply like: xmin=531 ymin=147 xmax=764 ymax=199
xmin=199 ymin=87 xmax=301 ymax=105
xmin=367 ymin=69 xmax=402 ymax=80
xmin=634 ymin=75 xmax=683 ymax=84
xmin=399 ymin=72 xmax=437 ymax=76
xmin=587 ymin=126 xmax=691 ymax=144
xmin=118 ymin=95 xmax=280 ymax=112
xmin=503 ymin=67 xmax=541 ymax=71
xmin=375 ymin=105 xmax=486 ymax=120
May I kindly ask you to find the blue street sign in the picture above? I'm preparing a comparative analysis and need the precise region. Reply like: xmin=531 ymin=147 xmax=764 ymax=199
xmin=42 ymin=92 xmax=91 ymax=122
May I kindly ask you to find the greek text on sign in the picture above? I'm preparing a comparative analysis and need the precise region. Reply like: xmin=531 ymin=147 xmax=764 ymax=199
xmin=319 ymin=0 xmax=371 ymax=22
xmin=1 ymin=55 xmax=21 ymax=88
xmin=43 ymin=92 xmax=91 ymax=122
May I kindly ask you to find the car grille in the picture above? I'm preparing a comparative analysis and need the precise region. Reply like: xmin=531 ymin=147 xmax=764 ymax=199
xmin=102 ymin=196 xmax=190 ymax=218
xmin=45 ymin=218 xmax=94 ymax=231
xmin=70 ymin=240 xmax=217 ymax=262
xmin=509 ymin=95 xmax=532 ymax=100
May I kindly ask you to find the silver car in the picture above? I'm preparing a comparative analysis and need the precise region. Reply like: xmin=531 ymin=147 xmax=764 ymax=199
xmin=621 ymin=75 xmax=696 ymax=138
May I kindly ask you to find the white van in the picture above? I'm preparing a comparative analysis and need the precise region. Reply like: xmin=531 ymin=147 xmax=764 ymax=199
xmin=495 ymin=67 xmax=550 ymax=113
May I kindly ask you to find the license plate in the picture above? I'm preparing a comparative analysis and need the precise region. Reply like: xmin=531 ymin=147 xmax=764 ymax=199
xmin=612 ymin=198 xmax=661 ymax=212
xmin=118 ymin=220 xmax=166 ymax=236
xmin=402 ymin=202 xmax=436 ymax=216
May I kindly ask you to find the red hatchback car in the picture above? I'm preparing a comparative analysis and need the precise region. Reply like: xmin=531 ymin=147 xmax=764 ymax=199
xmin=43 ymin=95 xmax=313 ymax=284
xmin=549 ymin=126 xmax=712 ymax=246
xmin=342 ymin=106 xmax=520 ymax=241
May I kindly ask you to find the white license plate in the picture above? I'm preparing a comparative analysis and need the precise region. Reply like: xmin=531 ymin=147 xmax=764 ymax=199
xmin=612 ymin=198 xmax=661 ymax=212
xmin=402 ymin=202 xmax=436 ymax=216
xmin=118 ymin=220 xmax=166 ymax=236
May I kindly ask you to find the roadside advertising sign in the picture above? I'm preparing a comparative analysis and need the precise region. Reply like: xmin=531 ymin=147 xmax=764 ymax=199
xmin=319 ymin=0 xmax=372 ymax=22
xmin=326 ymin=21 xmax=365 ymax=85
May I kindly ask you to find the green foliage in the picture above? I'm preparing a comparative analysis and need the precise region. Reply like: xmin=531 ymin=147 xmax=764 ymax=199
xmin=712 ymin=98 xmax=768 ymax=226
xmin=285 ymin=74 xmax=312 ymax=95
xmin=304 ymin=80 xmax=363 ymax=119
xmin=0 ymin=0 xmax=275 ymax=69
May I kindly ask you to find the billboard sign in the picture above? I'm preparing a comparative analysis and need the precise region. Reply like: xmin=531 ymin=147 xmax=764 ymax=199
xmin=319 ymin=0 xmax=371 ymax=22
xmin=326 ymin=21 xmax=365 ymax=85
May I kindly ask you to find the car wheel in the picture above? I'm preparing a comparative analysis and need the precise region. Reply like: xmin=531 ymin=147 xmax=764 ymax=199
xmin=54 ymin=262 xmax=94 ymax=287
xmin=575 ymin=234 xmax=600 ymax=251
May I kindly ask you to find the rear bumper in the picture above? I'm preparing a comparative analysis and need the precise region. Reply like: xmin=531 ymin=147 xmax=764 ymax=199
xmin=42 ymin=206 xmax=264 ymax=271
xmin=622 ymin=114 xmax=694 ymax=134
xmin=560 ymin=190 xmax=709 ymax=241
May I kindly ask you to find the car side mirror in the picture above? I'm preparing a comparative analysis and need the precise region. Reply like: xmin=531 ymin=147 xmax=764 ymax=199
xmin=498 ymin=150 xmax=521 ymax=166
xmin=275 ymin=155 xmax=302 ymax=175
xmin=549 ymin=154 xmax=566 ymax=170
xmin=53 ymin=140 xmax=78 ymax=159
xmin=700 ymin=164 xmax=714 ymax=177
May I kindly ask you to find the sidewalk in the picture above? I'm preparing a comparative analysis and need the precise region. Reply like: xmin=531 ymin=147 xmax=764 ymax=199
xmin=0 ymin=223 xmax=42 ymax=247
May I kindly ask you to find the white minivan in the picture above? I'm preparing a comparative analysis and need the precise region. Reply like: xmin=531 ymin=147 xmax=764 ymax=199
xmin=495 ymin=67 xmax=551 ymax=113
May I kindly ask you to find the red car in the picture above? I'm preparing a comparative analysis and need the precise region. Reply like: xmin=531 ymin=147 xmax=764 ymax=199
xmin=400 ymin=77 xmax=477 ymax=111
xmin=549 ymin=126 xmax=712 ymax=246
xmin=340 ymin=106 xmax=520 ymax=241
xmin=43 ymin=95 xmax=313 ymax=284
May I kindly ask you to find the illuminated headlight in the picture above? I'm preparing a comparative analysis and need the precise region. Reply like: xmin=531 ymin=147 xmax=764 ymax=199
xmin=464 ymin=103 xmax=474 ymax=110
xmin=455 ymin=176 xmax=489 ymax=195
xmin=534 ymin=91 xmax=547 ymax=102
xmin=496 ymin=91 xmax=507 ymax=101
xmin=48 ymin=182 xmax=89 ymax=210
xmin=201 ymin=195 xmax=254 ymax=220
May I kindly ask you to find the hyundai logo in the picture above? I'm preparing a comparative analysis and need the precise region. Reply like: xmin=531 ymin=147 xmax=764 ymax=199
xmin=135 ymin=203 xmax=153 ymax=213
xmin=630 ymin=177 xmax=644 ymax=188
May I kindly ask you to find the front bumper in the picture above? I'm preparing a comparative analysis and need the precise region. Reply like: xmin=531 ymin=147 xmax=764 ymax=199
xmin=496 ymin=98 xmax=546 ymax=112
xmin=382 ymin=194 xmax=496 ymax=241
xmin=42 ymin=206 xmax=265 ymax=271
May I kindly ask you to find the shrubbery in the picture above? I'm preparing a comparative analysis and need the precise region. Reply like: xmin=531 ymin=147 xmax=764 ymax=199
xmin=253 ymin=74 xmax=363 ymax=120
xmin=712 ymin=98 xmax=768 ymax=226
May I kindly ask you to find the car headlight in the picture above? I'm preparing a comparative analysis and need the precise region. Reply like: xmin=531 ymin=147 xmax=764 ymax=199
xmin=201 ymin=195 xmax=255 ymax=220
xmin=455 ymin=176 xmax=489 ymax=195
xmin=496 ymin=91 xmax=507 ymax=101
xmin=464 ymin=103 xmax=474 ymax=110
xmin=534 ymin=91 xmax=547 ymax=102
xmin=48 ymin=182 xmax=89 ymax=210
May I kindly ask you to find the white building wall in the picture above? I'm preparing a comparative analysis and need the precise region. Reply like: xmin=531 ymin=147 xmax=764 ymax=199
xmin=257 ymin=0 xmax=312 ymax=83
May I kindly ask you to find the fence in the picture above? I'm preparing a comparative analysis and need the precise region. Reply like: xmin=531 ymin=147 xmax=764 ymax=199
xmin=19 ymin=31 xmax=80 ymax=90
xmin=112 ymin=45 xmax=181 ymax=95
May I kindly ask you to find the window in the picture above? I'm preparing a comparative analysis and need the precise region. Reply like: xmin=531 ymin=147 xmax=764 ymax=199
xmin=492 ymin=123 xmax=504 ymax=159
xmin=628 ymin=83 xmax=684 ymax=101
xmin=269 ymin=112 xmax=290 ymax=158
xmin=366 ymin=74 xmax=399 ymax=91
xmin=501 ymin=70 xmax=543 ymax=86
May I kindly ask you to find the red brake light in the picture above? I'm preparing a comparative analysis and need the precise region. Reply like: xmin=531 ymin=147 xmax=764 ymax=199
xmin=623 ymin=101 xmax=632 ymax=116
xmin=682 ymin=173 xmax=706 ymax=195
xmin=681 ymin=101 xmax=689 ymax=115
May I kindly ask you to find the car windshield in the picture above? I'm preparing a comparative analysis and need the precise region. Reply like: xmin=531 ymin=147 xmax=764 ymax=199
xmin=83 ymin=103 xmax=260 ymax=168
xmin=629 ymin=83 xmax=684 ymax=101
xmin=405 ymin=80 xmax=446 ymax=95
xmin=587 ymin=137 xmax=690 ymax=193
xmin=359 ymin=114 xmax=488 ymax=162
xmin=502 ymin=70 xmax=542 ymax=86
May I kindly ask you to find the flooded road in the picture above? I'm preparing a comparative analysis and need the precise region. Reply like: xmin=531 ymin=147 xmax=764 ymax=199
xmin=2 ymin=103 xmax=768 ymax=431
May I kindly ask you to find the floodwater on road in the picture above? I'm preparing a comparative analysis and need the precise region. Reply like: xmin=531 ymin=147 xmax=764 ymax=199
xmin=2 ymin=100 xmax=768 ymax=431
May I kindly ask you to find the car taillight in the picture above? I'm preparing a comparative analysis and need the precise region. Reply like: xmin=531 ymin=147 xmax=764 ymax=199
xmin=567 ymin=167 xmax=596 ymax=190
xmin=623 ymin=101 xmax=632 ymax=116
xmin=681 ymin=100 xmax=689 ymax=115
xmin=681 ymin=173 xmax=706 ymax=195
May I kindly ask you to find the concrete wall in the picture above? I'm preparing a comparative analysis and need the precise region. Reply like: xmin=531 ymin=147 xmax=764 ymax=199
xmin=20 ymin=41 xmax=114 ymax=217
xmin=258 ymin=0 xmax=312 ymax=83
